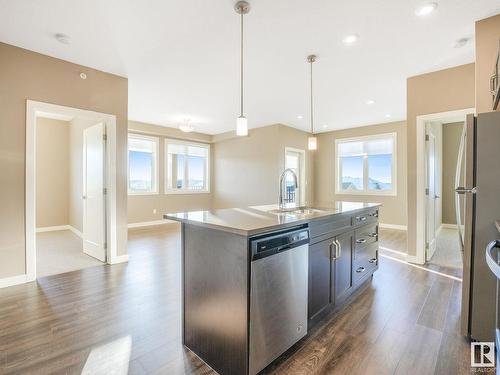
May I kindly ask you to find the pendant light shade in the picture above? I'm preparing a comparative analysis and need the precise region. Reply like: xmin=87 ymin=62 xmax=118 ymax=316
xmin=235 ymin=1 xmax=250 ymax=136
xmin=308 ymin=136 xmax=317 ymax=150
xmin=307 ymin=54 xmax=317 ymax=151
xmin=236 ymin=116 xmax=248 ymax=136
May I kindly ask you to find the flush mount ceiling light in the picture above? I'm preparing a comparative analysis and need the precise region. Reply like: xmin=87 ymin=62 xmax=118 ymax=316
xmin=307 ymin=54 xmax=318 ymax=151
xmin=235 ymin=1 xmax=250 ymax=136
xmin=343 ymin=34 xmax=359 ymax=44
xmin=454 ymin=37 xmax=469 ymax=48
xmin=55 ymin=33 xmax=70 ymax=44
xmin=415 ymin=2 xmax=437 ymax=16
xmin=179 ymin=119 xmax=195 ymax=133
xmin=297 ymin=115 xmax=303 ymax=119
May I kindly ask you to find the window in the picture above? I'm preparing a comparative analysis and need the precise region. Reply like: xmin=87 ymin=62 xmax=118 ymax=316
xmin=285 ymin=147 xmax=306 ymax=205
xmin=335 ymin=133 xmax=396 ymax=195
xmin=165 ymin=139 xmax=210 ymax=193
xmin=128 ymin=134 xmax=159 ymax=194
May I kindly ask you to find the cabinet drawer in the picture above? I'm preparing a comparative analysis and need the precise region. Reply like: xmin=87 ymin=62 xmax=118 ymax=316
xmin=353 ymin=243 xmax=377 ymax=282
xmin=352 ymin=209 xmax=379 ymax=227
xmin=354 ymin=223 xmax=378 ymax=249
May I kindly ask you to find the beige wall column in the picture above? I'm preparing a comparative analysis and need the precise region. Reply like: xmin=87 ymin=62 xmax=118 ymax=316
xmin=406 ymin=63 xmax=475 ymax=257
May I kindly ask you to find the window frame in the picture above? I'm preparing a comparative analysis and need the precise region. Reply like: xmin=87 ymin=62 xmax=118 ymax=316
xmin=127 ymin=133 xmax=160 ymax=196
xmin=335 ymin=132 xmax=397 ymax=196
xmin=284 ymin=147 xmax=307 ymax=206
xmin=164 ymin=138 xmax=211 ymax=194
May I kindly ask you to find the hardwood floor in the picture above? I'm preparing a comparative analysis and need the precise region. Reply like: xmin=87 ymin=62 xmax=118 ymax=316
xmin=0 ymin=225 xmax=474 ymax=374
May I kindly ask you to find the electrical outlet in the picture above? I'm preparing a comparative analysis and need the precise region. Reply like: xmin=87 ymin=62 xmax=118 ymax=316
xmin=153 ymin=209 xmax=157 ymax=214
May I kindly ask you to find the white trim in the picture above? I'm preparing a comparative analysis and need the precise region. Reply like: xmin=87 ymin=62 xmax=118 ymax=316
xmin=108 ymin=254 xmax=129 ymax=264
xmin=405 ymin=254 xmax=422 ymax=264
xmin=127 ymin=133 xmax=160 ymax=195
xmin=0 ymin=274 xmax=28 ymax=289
xmin=441 ymin=223 xmax=458 ymax=229
xmin=128 ymin=220 xmax=176 ymax=229
xmin=380 ymin=254 xmax=462 ymax=282
xmin=379 ymin=246 xmax=407 ymax=256
xmin=35 ymin=225 xmax=83 ymax=238
xmin=36 ymin=225 xmax=70 ymax=233
xmin=26 ymin=100 xmax=121 ymax=283
xmin=379 ymin=223 xmax=407 ymax=231
xmin=164 ymin=138 xmax=211 ymax=194
xmin=415 ymin=108 xmax=475 ymax=266
xmin=335 ymin=132 xmax=397 ymax=196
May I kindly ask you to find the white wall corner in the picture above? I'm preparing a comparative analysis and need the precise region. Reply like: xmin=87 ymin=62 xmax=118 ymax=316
xmin=0 ymin=274 xmax=28 ymax=289
xmin=406 ymin=254 xmax=424 ymax=265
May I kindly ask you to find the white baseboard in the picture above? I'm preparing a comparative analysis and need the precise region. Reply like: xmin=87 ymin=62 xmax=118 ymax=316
xmin=36 ymin=225 xmax=83 ymax=238
xmin=379 ymin=223 xmax=407 ymax=231
xmin=109 ymin=254 xmax=129 ymax=264
xmin=128 ymin=219 xmax=176 ymax=229
xmin=441 ymin=223 xmax=457 ymax=229
xmin=0 ymin=274 xmax=27 ymax=289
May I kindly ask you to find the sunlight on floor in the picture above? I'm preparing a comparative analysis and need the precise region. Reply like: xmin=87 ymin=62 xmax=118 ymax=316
xmin=82 ymin=336 xmax=132 ymax=375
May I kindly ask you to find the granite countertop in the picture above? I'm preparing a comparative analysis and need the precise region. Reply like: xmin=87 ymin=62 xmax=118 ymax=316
xmin=164 ymin=201 xmax=381 ymax=236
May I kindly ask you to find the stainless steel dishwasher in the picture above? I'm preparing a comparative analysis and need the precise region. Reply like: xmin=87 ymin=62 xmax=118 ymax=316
xmin=249 ymin=227 xmax=309 ymax=375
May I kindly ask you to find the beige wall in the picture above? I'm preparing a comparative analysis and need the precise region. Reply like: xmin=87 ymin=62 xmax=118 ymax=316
xmin=213 ymin=124 xmax=313 ymax=209
xmin=314 ymin=121 xmax=407 ymax=226
xmin=0 ymin=42 xmax=128 ymax=279
xmin=406 ymin=63 xmax=475 ymax=256
xmin=36 ymin=118 xmax=70 ymax=228
xmin=127 ymin=121 xmax=213 ymax=223
xmin=442 ymin=122 xmax=464 ymax=224
xmin=475 ymin=14 xmax=500 ymax=113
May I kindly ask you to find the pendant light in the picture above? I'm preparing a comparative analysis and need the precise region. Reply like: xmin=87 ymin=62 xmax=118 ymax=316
xmin=235 ymin=1 xmax=250 ymax=136
xmin=307 ymin=55 xmax=317 ymax=150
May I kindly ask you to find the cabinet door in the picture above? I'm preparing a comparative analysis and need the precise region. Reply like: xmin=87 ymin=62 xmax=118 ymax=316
xmin=308 ymin=238 xmax=334 ymax=320
xmin=333 ymin=231 xmax=353 ymax=305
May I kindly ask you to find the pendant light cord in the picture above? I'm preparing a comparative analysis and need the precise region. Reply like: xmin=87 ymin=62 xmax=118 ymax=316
xmin=240 ymin=13 xmax=244 ymax=118
xmin=310 ymin=59 xmax=314 ymax=134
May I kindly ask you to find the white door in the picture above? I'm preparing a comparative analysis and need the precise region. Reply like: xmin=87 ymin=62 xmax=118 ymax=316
xmin=83 ymin=122 xmax=106 ymax=262
xmin=425 ymin=131 xmax=437 ymax=261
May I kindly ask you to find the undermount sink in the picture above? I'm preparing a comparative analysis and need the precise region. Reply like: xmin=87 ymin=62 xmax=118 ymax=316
xmin=268 ymin=207 xmax=322 ymax=215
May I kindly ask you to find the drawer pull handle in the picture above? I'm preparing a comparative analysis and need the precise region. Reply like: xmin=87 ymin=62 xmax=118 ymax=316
xmin=356 ymin=239 xmax=367 ymax=244
xmin=356 ymin=267 xmax=366 ymax=273
xmin=368 ymin=232 xmax=378 ymax=238
xmin=369 ymin=258 xmax=377 ymax=264
xmin=356 ymin=216 xmax=367 ymax=221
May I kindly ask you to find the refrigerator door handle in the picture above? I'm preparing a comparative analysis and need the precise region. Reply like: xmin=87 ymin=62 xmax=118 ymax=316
xmin=455 ymin=187 xmax=478 ymax=194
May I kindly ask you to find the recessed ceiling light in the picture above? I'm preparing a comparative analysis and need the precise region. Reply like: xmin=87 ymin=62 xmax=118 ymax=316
xmin=385 ymin=114 xmax=391 ymax=118
xmin=415 ymin=2 xmax=437 ymax=16
xmin=343 ymin=34 xmax=359 ymax=44
xmin=366 ymin=100 xmax=375 ymax=105
xmin=454 ymin=37 xmax=469 ymax=48
xmin=297 ymin=115 xmax=303 ymax=119
xmin=322 ymin=124 xmax=328 ymax=128
xmin=55 ymin=33 xmax=70 ymax=44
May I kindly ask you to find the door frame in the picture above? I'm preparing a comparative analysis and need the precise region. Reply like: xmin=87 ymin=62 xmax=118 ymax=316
xmin=414 ymin=108 xmax=474 ymax=264
xmin=424 ymin=128 xmax=437 ymax=261
xmin=26 ymin=100 xmax=119 ymax=282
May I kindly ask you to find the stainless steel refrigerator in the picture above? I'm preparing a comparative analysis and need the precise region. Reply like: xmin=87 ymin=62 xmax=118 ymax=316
xmin=458 ymin=111 xmax=500 ymax=341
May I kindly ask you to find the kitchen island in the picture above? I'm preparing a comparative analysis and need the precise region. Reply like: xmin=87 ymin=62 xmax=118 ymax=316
xmin=165 ymin=201 xmax=381 ymax=375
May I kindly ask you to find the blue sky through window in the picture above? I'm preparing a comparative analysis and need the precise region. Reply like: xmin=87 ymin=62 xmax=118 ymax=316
xmin=129 ymin=150 xmax=153 ymax=191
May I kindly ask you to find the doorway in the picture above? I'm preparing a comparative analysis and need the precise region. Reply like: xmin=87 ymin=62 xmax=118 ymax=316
xmin=26 ymin=101 xmax=119 ymax=280
xmin=416 ymin=108 xmax=474 ymax=274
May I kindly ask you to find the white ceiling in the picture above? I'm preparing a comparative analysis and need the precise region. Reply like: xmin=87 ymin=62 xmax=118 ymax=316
xmin=1 ymin=0 xmax=499 ymax=134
